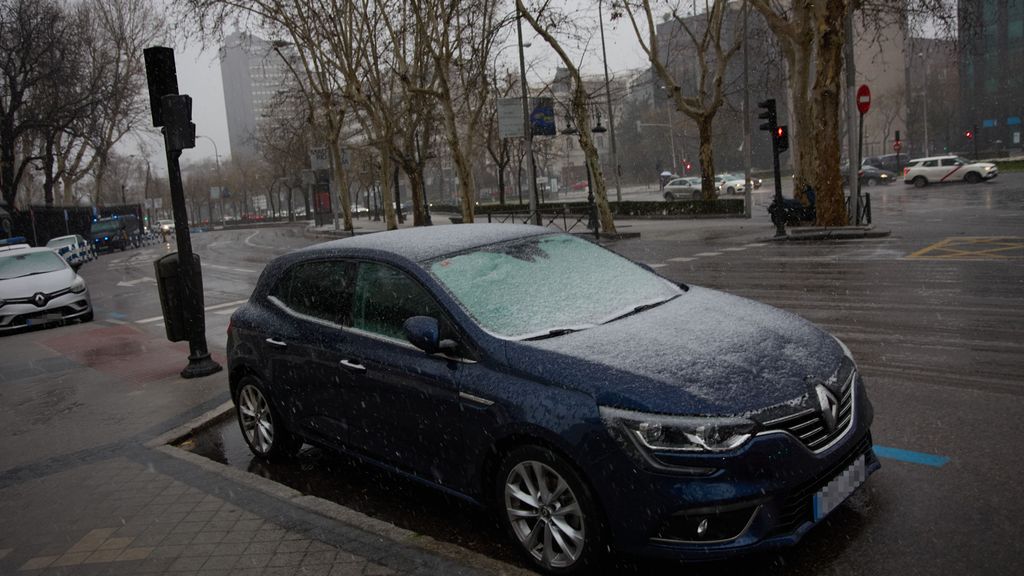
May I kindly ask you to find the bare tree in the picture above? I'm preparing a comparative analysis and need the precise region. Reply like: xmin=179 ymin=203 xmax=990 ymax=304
xmin=517 ymin=0 xmax=616 ymax=234
xmin=620 ymin=0 xmax=741 ymax=200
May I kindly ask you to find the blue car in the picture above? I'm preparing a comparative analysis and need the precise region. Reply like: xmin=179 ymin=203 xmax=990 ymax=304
xmin=227 ymin=224 xmax=878 ymax=573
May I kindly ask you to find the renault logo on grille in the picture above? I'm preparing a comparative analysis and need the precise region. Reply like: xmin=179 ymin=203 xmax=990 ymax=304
xmin=815 ymin=384 xmax=839 ymax=431
xmin=32 ymin=292 xmax=47 ymax=307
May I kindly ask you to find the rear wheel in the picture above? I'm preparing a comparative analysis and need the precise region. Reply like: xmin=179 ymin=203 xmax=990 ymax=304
xmin=497 ymin=446 xmax=604 ymax=575
xmin=663 ymin=192 xmax=676 ymax=201
xmin=913 ymin=176 xmax=928 ymax=188
xmin=726 ymin=186 xmax=735 ymax=195
xmin=964 ymin=172 xmax=982 ymax=184
xmin=236 ymin=377 xmax=303 ymax=460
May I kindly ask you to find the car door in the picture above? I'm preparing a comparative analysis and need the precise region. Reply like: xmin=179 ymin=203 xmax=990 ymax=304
xmin=338 ymin=260 xmax=467 ymax=487
xmin=264 ymin=259 xmax=358 ymax=446
xmin=938 ymin=157 xmax=962 ymax=182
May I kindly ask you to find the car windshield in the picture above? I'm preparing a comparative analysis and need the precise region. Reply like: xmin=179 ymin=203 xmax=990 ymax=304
xmin=91 ymin=220 xmax=120 ymax=233
xmin=46 ymin=237 xmax=75 ymax=248
xmin=0 ymin=251 xmax=66 ymax=280
xmin=428 ymin=234 xmax=681 ymax=339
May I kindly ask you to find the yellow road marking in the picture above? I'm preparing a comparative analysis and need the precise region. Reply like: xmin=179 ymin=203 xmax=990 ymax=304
xmin=906 ymin=236 xmax=1024 ymax=260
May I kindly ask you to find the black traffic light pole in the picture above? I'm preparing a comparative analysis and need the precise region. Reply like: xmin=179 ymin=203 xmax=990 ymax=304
xmin=759 ymin=99 xmax=785 ymax=237
xmin=144 ymin=47 xmax=221 ymax=379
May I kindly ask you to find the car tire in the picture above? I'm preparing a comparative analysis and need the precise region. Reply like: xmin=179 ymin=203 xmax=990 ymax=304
xmin=964 ymin=172 xmax=982 ymax=184
xmin=80 ymin=310 xmax=94 ymax=323
xmin=866 ymin=178 xmax=877 ymax=187
xmin=664 ymin=192 xmax=675 ymax=201
xmin=913 ymin=176 xmax=928 ymax=188
xmin=727 ymin=186 xmax=735 ymax=195
xmin=497 ymin=445 xmax=605 ymax=575
xmin=236 ymin=377 xmax=303 ymax=460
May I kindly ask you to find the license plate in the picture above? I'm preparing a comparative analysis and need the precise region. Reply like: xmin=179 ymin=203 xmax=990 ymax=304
xmin=27 ymin=313 xmax=62 ymax=326
xmin=813 ymin=454 xmax=867 ymax=521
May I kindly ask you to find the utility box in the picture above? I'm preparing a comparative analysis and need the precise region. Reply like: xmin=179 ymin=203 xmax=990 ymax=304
xmin=154 ymin=252 xmax=204 ymax=342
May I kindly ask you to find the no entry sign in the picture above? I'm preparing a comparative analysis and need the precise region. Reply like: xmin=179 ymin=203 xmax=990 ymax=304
xmin=857 ymin=84 xmax=871 ymax=115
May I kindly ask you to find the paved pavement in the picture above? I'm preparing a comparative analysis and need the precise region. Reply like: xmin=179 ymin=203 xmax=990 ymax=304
xmin=0 ymin=323 xmax=522 ymax=576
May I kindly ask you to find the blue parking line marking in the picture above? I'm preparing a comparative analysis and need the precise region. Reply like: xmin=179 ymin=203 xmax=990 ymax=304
xmin=873 ymin=445 xmax=950 ymax=468
xmin=108 ymin=311 xmax=126 ymax=319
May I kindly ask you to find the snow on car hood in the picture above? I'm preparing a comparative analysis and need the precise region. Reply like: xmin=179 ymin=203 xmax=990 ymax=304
xmin=0 ymin=268 xmax=77 ymax=299
xmin=505 ymin=285 xmax=843 ymax=416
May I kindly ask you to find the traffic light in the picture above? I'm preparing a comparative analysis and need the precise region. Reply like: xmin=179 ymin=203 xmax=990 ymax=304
xmin=964 ymin=129 xmax=974 ymax=140
xmin=758 ymin=99 xmax=777 ymax=132
xmin=775 ymin=125 xmax=789 ymax=152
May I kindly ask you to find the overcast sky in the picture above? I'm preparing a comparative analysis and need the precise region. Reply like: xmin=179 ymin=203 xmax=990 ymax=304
xmin=157 ymin=3 xmax=655 ymax=170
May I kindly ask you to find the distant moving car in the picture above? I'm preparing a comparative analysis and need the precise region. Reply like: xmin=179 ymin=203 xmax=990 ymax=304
xmin=663 ymin=177 xmax=702 ymax=200
xmin=157 ymin=219 xmax=175 ymax=233
xmin=0 ymin=246 xmax=92 ymax=333
xmin=718 ymin=173 xmax=763 ymax=195
xmin=227 ymin=224 xmax=878 ymax=573
xmin=841 ymin=165 xmax=896 ymax=187
xmin=90 ymin=215 xmax=141 ymax=252
xmin=902 ymin=155 xmax=998 ymax=187
xmin=46 ymin=234 xmax=92 ymax=265
xmin=862 ymin=154 xmax=902 ymax=174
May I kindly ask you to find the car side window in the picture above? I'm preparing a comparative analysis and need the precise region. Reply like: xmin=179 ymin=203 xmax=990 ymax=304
xmin=273 ymin=260 xmax=355 ymax=325
xmin=923 ymin=160 xmax=938 ymax=167
xmin=352 ymin=261 xmax=448 ymax=341
xmin=941 ymin=158 xmax=958 ymax=167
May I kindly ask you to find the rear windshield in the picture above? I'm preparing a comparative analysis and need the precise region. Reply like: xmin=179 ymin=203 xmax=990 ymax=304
xmin=0 ymin=251 xmax=67 ymax=280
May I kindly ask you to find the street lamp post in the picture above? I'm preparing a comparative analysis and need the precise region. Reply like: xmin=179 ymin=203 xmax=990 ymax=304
xmin=196 ymin=135 xmax=223 ymax=227
xmin=516 ymin=9 xmax=541 ymax=225
xmin=598 ymin=0 xmax=622 ymax=203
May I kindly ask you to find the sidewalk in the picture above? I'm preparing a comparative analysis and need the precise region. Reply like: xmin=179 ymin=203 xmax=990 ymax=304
xmin=0 ymin=322 xmax=524 ymax=576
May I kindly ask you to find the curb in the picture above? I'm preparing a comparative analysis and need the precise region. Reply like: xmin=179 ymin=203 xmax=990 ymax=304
xmin=149 ymin=405 xmax=531 ymax=576
xmin=763 ymin=226 xmax=892 ymax=242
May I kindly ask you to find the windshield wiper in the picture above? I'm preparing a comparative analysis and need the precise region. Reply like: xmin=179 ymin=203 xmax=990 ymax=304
xmin=602 ymin=294 xmax=681 ymax=325
xmin=523 ymin=328 xmax=584 ymax=341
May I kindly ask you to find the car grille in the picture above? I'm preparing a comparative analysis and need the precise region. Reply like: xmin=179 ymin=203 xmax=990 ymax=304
xmin=768 ymin=433 xmax=873 ymax=537
xmin=761 ymin=370 xmax=855 ymax=452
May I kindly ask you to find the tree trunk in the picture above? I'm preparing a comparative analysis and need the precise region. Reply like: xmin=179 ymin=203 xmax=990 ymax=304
xmin=43 ymin=133 xmax=56 ymax=207
xmin=696 ymin=115 xmax=717 ymax=200
xmin=1 ymin=120 xmax=17 ymax=208
xmin=378 ymin=151 xmax=398 ymax=230
xmin=811 ymin=0 xmax=849 ymax=226
xmin=327 ymin=136 xmax=354 ymax=231
xmin=571 ymin=87 xmax=616 ymax=233
xmin=497 ymin=161 xmax=506 ymax=205
xmin=790 ymin=51 xmax=816 ymax=202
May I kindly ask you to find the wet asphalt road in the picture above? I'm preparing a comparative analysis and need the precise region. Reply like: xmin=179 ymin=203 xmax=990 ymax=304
xmin=78 ymin=175 xmax=1024 ymax=574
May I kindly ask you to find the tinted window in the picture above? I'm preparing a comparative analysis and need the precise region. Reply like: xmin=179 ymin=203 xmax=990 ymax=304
xmin=352 ymin=262 xmax=445 ymax=340
xmin=923 ymin=160 xmax=938 ymax=167
xmin=941 ymin=158 xmax=958 ymax=166
xmin=273 ymin=260 xmax=355 ymax=325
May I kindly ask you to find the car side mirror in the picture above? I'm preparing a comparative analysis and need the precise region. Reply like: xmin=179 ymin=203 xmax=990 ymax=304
xmin=403 ymin=316 xmax=457 ymax=355
xmin=71 ymin=261 xmax=82 ymax=272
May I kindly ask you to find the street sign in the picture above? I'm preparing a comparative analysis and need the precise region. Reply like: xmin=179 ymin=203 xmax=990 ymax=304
xmin=309 ymin=146 xmax=329 ymax=170
xmin=893 ymin=141 xmax=902 ymax=152
xmin=856 ymin=84 xmax=871 ymax=115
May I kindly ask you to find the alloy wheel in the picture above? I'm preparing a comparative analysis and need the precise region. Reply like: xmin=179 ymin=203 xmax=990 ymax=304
xmin=505 ymin=460 xmax=586 ymax=570
xmin=238 ymin=384 xmax=274 ymax=455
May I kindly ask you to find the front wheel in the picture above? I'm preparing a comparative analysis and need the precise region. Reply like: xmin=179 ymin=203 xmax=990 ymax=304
xmin=236 ymin=377 xmax=303 ymax=460
xmin=865 ymin=178 xmax=877 ymax=187
xmin=497 ymin=446 xmax=604 ymax=574
xmin=964 ymin=172 xmax=982 ymax=184
xmin=663 ymin=192 xmax=676 ymax=201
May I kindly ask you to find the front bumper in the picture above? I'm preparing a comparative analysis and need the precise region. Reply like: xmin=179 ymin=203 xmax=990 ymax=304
xmin=589 ymin=376 xmax=878 ymax=561
xmin=0 ymin=291 xmax=92 ymax=332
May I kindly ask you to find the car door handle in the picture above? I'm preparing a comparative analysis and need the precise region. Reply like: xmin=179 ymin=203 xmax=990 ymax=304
xmin=339 ymin=359 xmax=366 ymax=373
xmin=265 ymin=338 xmax=287 ymax=348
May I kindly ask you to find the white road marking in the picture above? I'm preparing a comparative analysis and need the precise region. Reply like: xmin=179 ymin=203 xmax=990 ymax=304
xmin=694 ymin=252 xmax=723 ymax=257
xmin=667 ymin=257 xmax=695 ymax=262
xmin=214 ymin=307 xmax=240 ymax=315
xmin=117 ymin=277 xmax=156 ymax=287
xmin=722 ymin=247 xmax=747 ymax=252
xmin=745 ymin=243 xmax=768 ymax=247
xmin=106 ymin=319 xmax=127 ymax=325
xmin=135 ymin=299 xmax=248 ymax=324
xmin=646 ymin=263 xmax=667 ymax=269
xmin=206 ymin=263 xmax=257 ymax=274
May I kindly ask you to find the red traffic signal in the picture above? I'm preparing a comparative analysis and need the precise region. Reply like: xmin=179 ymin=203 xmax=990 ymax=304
xmin=775 ymin=125 xmax=789 ymax=152
xmin=965 ymin=130 xmax=974 ymax=140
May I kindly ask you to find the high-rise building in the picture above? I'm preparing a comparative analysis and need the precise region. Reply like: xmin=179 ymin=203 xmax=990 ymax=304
xmin=959 ymin=0 xmax=1024 ymax=151
xmin=218 ymin=32 xmax=295 ymax=160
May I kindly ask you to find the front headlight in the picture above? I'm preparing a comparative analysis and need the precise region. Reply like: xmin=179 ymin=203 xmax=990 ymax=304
xmin=70 ymin=276 xmax=87 ymax=294
xmin=600 ymin=407 xmax=755 ymax=452
xmin=833 ymin=335 xmax=856 ymax=365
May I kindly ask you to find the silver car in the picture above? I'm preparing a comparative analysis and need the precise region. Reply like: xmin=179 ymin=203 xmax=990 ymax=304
xmin=0 ymin=247 xmax=93 ymax=333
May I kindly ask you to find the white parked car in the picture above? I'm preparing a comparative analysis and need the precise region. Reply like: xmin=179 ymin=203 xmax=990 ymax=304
xmin=902 ymin=155 xmax=998 ymax=187
xmin=46 ymin=234 xmax=92 ymax=265
xmin=0 ymin=247 xmax=92 ymax=332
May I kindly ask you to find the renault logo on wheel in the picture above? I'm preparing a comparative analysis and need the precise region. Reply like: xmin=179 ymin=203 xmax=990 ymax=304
xmin=32 ymin=292 xmax=47 ymax=307
xmin=815 ymin=384 xmax=839 ymax=431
